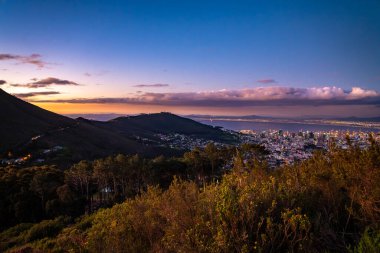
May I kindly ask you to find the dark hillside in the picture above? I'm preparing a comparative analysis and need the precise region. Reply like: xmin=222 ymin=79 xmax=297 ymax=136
xmin=0 ymin=90 xmax=232 ymax=164
xmin=0 ymin=89 xmax=147 ymax=161
xmin=0 ymin=89 xmax=74 ymax=152
xmin=88 ymin=112 xmax=236 ymax=143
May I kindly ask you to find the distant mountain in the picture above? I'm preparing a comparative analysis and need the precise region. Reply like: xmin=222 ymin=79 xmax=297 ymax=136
xmin=0 ymin=89 xmax=147 ymax=163
xmin=65 ymin=113 xmax=128 ymax=121
xmin=0 ymin=89 xmax=234 ymax=165
xmin=188 ymin=114 xmax=380 ymax=122
xmin=332 ymin=116 xmax=380 ymax=122
xmin=79 ymin=112 xmax=236 ymax=143
xmin=0 ymin=89 xmax=74 ymax=150
xmin=187 ymin=114 xmax=273 ymax=120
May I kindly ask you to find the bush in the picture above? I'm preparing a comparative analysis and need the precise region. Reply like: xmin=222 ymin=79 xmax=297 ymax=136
xmin=80 ymin=144 xmax=379 ymax=252
xmin=2 ymin=142 xmax=380 ymax=252
xmin=23 ymin=216 xmax=71 ymax=242
xmin=0 ymin=223 xmax=33 ymax=251
xmin=350 ymin=228 xmax=380 ymax=253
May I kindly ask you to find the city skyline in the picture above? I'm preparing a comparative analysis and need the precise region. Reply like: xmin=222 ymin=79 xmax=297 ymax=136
xmin=1 ymin=0 xmax=380 ymax=116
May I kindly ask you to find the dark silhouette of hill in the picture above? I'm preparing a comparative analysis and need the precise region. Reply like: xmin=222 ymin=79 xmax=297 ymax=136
xmin=83 ymin=112 xmax=236 ymax=142
xmin=0 ymin=89 xmax=74 ymax=150
xmin=0 ymin=89 xmax=146 ymax=161
xmin=334 ymin=116 xmax=380 ymax=122
xmin=0 ymin=89 xmax=234 ymax=164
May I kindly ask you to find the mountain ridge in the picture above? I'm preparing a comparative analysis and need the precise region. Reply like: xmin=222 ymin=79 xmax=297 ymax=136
xmin=0 ymin=89 xmax=234 ymax=165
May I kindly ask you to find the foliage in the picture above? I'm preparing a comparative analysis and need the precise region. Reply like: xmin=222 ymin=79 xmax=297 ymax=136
xmin=0 ymin=223 xmax=33 ymax=251
xmin=0 ymin=216 xmax=71 ymax=253
xmin=349 ymin=228 xmax=380 ymax=253
xmin=23 ymin=216 xmax=71 ymax=242
xmin=1 ymin=140 xmax=379 ymax=252
xmin=0 ymin=166 xmax=65 ymax=230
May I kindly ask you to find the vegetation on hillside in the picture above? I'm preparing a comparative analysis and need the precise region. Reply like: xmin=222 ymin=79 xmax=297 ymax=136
xmin=1 ymin=89 xmax=239 ymax=166
xmin=0 ymin=143 xmax=238 ymax=231
xmin=0 ymin=141 xmax=379 ymax=252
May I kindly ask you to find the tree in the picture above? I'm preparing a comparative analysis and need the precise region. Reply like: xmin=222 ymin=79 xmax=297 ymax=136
xmin=29 ymin=167 xmax=63 ymax=215
xmin=204 ymin=142 xmax=220 ymax=178
xmin=65 ymin=160 xmax=93 ymax=202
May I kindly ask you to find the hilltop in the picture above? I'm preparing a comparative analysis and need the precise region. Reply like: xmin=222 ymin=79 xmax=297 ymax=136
xmin=84 ymin=112 xmax=235 ymax=143
xmin=0 ymin=89 xmax=149 ymax=164
xmin=0 ymin=89 xmax=74 ymax=150
xmin=0 ymin=89 xmax=236 ymax=165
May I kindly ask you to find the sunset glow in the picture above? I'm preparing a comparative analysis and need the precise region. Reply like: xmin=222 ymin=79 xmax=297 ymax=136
xmin=1 ymin=0 xmax=379 ymax=117
xmin=1 ymin=2 xmax=380 ymax=251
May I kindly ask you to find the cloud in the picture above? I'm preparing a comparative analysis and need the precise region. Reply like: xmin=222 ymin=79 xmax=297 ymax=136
xmin=132 ymin=83 xmax=169 ymax=88
xmin=13 ymin=91 xmax=61 ymax=98
xmin=11 ymin=77 xmax=80 ymax=88
xmin=84 ymin=71 xmax=108 ymax=77
xmin=31 ymin=86 xmax=380 ymax=107
xmin=257 ymin=79 xmax=277 ymax=84
xmin=0 ymin=80 xmax=6 ymax=85
xmin=0 ymin=53 xmax=49 ymax=68
xmin=347 ymin=87 xmax=379 ymax=99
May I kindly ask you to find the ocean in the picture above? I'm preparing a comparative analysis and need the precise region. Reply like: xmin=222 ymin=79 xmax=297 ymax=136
xmin=196 ymin=119 xmax=379 ymax=133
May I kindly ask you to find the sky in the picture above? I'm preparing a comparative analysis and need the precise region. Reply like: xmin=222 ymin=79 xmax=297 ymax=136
xmin=0 ymin=0 xmax=380 ymax=117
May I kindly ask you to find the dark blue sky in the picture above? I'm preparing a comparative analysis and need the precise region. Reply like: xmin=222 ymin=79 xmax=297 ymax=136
xmin=0 ymin=0 xmax=380 ymax=116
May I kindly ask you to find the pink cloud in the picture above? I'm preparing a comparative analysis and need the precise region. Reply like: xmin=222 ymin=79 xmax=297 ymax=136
xmin=31 ymin=86 xmax=380 ymax=107
xmin=0 ymin=53 xmax=49 ymax=68
xmin=11 ymin=77 xmax=80 ymax=88
xmin=13 ymin=91 xmax=61 ymax=98
xmin=133 ymin=84 xmax=169 ymax=88
xmin=257 ymin=79 xmax=277 ymax=84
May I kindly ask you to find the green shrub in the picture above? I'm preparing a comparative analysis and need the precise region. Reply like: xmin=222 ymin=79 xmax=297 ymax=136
xmin=350 ymin=228 xmax=380 ymax=253
xmin=0 ymin=223 xmax=33 ymax=251
xmin=23 ymin=216 xmax=71 ymax=242
xmin=2 ymin=142 xmax=380 ymax=252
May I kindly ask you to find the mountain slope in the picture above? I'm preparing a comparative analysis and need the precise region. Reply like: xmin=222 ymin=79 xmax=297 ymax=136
xmin=0 ymin=89 xmax=75 ymax=151
xmin=0 ymin=89 xmax=147 ymax=161
xmin=82 ymin=112 xmax=236 ymax=143
xmin=0 ymin=90 xmax=235 ymax=165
